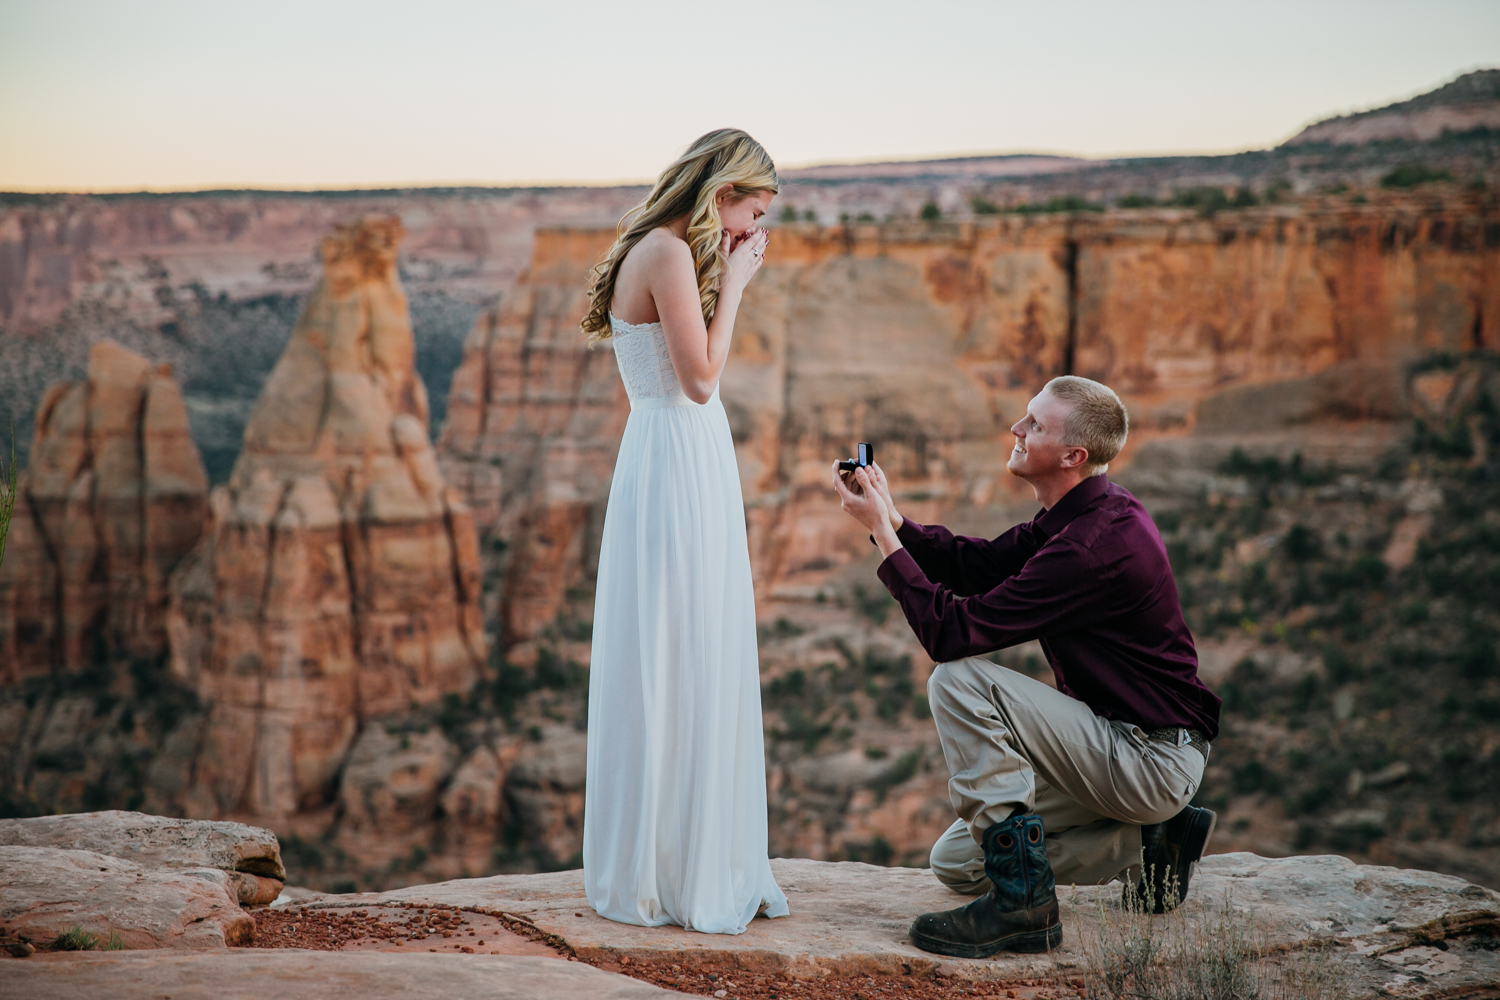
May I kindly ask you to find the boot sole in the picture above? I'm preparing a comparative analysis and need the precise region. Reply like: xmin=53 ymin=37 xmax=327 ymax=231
xmin=909 ymin=922 xmax=1062 ymax=959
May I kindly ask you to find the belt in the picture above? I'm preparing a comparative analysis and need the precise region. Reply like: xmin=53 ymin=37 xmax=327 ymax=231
xmin=629 ymin=386 xmax=719 ymax=411
xmin=1144 ymin=727 xmax=1210 ymax=760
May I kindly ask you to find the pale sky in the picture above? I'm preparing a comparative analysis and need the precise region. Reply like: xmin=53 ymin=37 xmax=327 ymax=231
xmin=2 ymin=0 xmax=1497 ymax=191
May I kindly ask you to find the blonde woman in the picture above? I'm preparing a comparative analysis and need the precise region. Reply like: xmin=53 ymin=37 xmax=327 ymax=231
xmin=580 ymin=129 xmax=789 ymax=933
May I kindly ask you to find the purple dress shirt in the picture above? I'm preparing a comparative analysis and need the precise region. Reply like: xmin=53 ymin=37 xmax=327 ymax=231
xmin=876 ymin=475 xmax=1221 ymax=741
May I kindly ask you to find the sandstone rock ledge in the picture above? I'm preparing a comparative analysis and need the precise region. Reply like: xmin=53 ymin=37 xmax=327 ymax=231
xmin=2 ymin=951 xmax=676 ymax=1000
xmin=281 ymin=854 xmax=1500 ymax=996
xmin=0 ymin=811 xmax=285 ymax=906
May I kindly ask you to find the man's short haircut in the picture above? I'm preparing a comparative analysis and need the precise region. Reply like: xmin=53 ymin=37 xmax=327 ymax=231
xmin=1043 ymin=376 xmax=1128 ymax=476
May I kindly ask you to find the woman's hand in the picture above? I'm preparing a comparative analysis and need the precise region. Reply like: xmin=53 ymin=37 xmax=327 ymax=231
xmin=721 ymin=228 xmax=768 ymax=299
xmin=865 ymin=462 xmax=904 ymax=534
xmin=832 ymin=464 xmax=904 ymax=559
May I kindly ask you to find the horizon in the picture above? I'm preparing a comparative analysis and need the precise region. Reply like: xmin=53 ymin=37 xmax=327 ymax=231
xmin=2 ymin=1 xmax=1498 ymax=193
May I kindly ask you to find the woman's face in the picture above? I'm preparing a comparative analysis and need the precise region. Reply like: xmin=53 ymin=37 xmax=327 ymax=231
xmin=718 ymin=188 xmax=774 ymax=238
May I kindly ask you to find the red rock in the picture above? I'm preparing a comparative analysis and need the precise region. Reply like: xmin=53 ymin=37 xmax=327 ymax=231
xmin=0 ymin=342 xmax=208 ymax=682
xmin=167 ymin=219 xmax=487 ymax=820
xmin=438 ymin=199 xmax=1499 ymax=647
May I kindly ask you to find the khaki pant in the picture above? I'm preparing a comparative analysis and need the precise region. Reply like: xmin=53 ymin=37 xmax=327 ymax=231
xmin=926 ymin=657 xmax=1206 ymax=893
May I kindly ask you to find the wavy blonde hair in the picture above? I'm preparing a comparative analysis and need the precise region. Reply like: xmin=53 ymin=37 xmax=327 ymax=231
xmin=581 ymin=129 xmax=778 ymax=344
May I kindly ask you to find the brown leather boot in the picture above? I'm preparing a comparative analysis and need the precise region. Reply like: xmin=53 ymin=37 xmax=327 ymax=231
xmin=909 ymin=813 xmax=1062 ymax=958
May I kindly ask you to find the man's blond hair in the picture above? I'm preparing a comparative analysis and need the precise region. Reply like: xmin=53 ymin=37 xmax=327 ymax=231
xmin=1043 ymin=376 xmax=1128 ymax=476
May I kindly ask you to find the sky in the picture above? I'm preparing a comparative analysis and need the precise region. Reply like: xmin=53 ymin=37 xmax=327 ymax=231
xmin=1 ymin=0 xmax=1498 ymax=192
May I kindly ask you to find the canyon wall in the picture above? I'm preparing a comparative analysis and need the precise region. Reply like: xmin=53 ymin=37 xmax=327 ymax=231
xmin=440 ymin=192 xmax=1500 ymax=643
xmin=164 ymin=218 xmax=487 ymax=819
xmin=0 ymin=341 xmax=208 ymax=682
xmin=0 ymin=189 xmax=644 ymax=335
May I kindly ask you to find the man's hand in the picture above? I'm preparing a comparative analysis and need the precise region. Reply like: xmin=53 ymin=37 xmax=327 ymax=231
xmin=865 ymin=462 xmax=904 ymax=534
xmin=832 ymin=463 xmax=904 ymax=560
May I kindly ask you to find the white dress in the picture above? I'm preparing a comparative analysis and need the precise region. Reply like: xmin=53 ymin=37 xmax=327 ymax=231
xmin=583 ymin=315 xmax=789 ymax=934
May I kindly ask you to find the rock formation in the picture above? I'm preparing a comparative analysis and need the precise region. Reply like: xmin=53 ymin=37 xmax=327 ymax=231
xmin=0 ymin=811 xmax=288 ymax=950
xmin=438 ymin=194 xmax=1500 ymax=645
xmin=0 ymin=341 xmax=208 ymax=682
xmin=437 ymin=229 xmax=630 ymax=647
xmin=166 ymin=218 xmax=487 ymax=820
xmin=0 ymin=810 xmax=285 ymax=905
xmin=1286 ymin=68 xmax=1500 ymax=146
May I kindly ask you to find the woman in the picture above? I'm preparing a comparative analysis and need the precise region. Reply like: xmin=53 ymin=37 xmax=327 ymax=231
xmin=580 ymin=129 xmax=789 ymax=934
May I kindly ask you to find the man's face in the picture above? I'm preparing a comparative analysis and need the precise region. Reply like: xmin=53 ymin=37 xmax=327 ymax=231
xmin=1007 ymin=390 xmax=1081 ymax=480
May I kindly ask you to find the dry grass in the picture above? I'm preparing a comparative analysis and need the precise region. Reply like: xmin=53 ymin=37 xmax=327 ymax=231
xmin=1077 ymin=878 xmax=1347 ymax=1000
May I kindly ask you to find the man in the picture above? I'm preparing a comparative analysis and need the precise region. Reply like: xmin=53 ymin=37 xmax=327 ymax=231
xmin=831 ymin=376 xmax=1220 ymax=959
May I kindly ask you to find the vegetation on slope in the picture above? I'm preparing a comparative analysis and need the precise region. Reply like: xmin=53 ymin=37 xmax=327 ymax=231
xmin=1160 ymin=354 xmax=1500 ymax=885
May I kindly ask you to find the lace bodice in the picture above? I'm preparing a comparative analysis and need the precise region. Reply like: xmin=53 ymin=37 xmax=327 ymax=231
xmin=610 ymin=315 xmax=685 ymax=402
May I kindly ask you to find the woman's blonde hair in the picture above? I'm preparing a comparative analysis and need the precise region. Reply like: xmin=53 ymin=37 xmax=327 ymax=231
xmin=581 ymin=129 xmax=778 ymax=344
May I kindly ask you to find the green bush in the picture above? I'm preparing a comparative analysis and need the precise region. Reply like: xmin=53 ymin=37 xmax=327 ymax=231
xmin=970 ymin=196 xmax=1000 ymax=215
xmin=1381 ymin=163 xmax=1453 ymax=189
xmin=1171 ymin=186 xmax=1231 ymax=218
xmin=919 ymin=202 xmax=941 ymax=221
xmin=1012 ymin=196 xmax=1105 ymax=215
xmin=50 ymin=926 xmax=100 ymax=951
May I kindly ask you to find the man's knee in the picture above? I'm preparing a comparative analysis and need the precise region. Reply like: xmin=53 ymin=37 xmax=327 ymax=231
xmin=927 ymin=657 xmax=991 ymax=712
xmin=929 ymin=820 xmax=987 ymax=895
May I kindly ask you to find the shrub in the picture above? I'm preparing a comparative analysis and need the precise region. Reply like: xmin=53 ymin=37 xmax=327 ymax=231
xmin=1080 ymin=886 xmax=1348 ymax=1000
xmin=1116 ymin=193 xmax=1157 ymax=208
xmin=868 ymin=749 xmax=922 ymax=803
xmin=1381 ymin=163 xmax=1453 ymax=189
xmin=1013 ymin=196 xmax=1105 ymax=214
xmin=919 ymin=202 xmax=941 ymax=221
xmin=970 ymin=196 xmax=1000 ymax=215
xmin=50 ymin=926 xmax=100 ymax=951
xmin=1283 ymin=524 xmax=1321 ymax=562
xmin=1171 ymin=186 xmax=1231 ymax=218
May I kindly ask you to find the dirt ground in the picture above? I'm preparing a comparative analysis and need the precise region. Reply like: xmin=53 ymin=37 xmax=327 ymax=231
xmin=246 ymin=905 xmax=1085 ymax=998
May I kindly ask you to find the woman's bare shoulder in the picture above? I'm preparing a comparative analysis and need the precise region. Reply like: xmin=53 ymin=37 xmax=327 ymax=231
xmin=629 ymin=227 xmax=693 ymax=266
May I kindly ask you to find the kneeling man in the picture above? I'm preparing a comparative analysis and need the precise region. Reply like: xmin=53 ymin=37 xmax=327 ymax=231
xmin=832 ymin=376 xmax=1220 ymax=958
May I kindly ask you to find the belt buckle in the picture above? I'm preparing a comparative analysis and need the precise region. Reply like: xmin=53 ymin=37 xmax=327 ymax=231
xmin=1176 ymin=728 xmax=1191 ymax=748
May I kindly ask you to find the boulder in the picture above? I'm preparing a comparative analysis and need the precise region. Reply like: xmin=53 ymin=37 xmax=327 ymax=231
xmin=1 ymin=950 xmax=676 ymax=999
xmin=0 ymin=811 xmax=285 ymax=906
xmin=0 ymin=846 xmax=253 ymax=949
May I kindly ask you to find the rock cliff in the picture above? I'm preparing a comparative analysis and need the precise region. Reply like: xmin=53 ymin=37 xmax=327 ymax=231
xmin=164 ymin=218 xmax=487 ymax=819
xmin=0 ymin=340 xmax=208 ymax=682
xmin=440 ymin=193 xmax=1500 ymax=641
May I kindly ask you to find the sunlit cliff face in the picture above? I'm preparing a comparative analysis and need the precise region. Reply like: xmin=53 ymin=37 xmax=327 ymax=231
xmin=721 ymin=189 xmax=774 ymax=238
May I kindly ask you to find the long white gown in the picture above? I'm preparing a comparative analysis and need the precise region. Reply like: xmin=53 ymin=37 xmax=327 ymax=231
xmin=583 ymin=314 xmax=789 ymax=935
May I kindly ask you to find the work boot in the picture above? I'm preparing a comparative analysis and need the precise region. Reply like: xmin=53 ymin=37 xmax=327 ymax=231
xmin=909 ymin=813 xmax=1062 ymax=958
xmin=1129 ymin=804 xmax=1217 ymax=913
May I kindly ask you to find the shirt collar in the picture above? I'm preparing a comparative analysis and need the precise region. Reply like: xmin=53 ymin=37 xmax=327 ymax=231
xmin=1031 ymin=475 xmax=1111 ymax=541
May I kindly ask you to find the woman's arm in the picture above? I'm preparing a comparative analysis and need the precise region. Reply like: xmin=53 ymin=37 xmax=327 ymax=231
xmin=652 ymin=230 xmax=768 ymax=404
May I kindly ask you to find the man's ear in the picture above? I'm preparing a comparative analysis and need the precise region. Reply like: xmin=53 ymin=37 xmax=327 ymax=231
xmin=1059 ymin=446 xmax=1090 ymax=471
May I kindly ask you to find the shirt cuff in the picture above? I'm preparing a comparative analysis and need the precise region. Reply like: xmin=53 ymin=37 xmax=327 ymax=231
xmin=876 ymin=547 xmax=926 ymax=599
xmin=895 ymin=518 xmax=927 ymax=546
